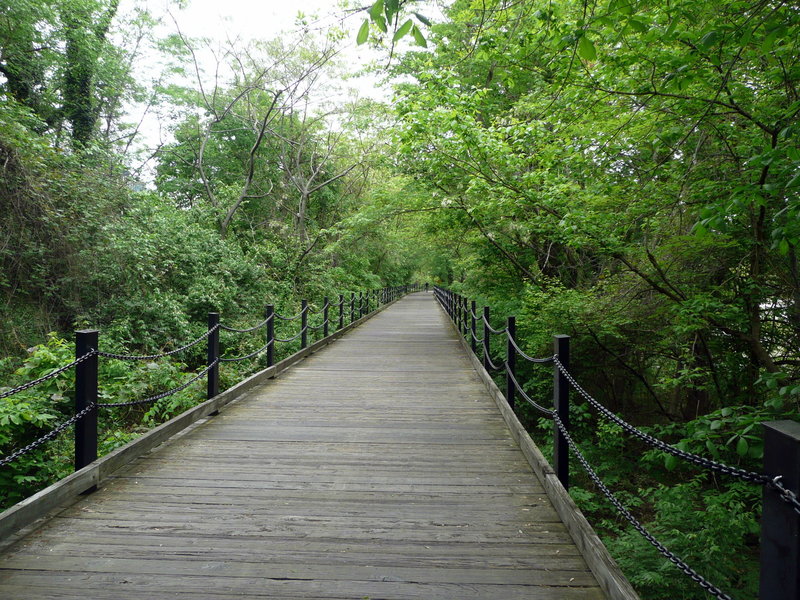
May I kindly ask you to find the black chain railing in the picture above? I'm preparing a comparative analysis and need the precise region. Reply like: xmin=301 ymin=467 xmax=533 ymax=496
xmin=1 ymin=285 xmax=422 ymax=477
xmin=433 ymin=285 xmax=800 ymax=600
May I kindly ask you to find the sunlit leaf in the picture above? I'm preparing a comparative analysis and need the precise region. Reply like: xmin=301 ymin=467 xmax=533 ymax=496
xmin=412 ymin=25 xmax=427 ymax=47
xmin=370 ymin=0 xmax=384 ymax=22
xmin=393 ymin=19 xmax=413 ymax=42
xmin=413 ymin=12 xmax=432 ymax=27
xmin=357 ymin=19 xmax=370 ymax=45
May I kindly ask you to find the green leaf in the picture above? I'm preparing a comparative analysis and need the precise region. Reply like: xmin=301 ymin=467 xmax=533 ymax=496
xmin=413 ymin=12 xmax=432 ymax=27
xmin=710 ymin=420 xmax=722 ymax=430
xmin=393 ymin=19 xmax=413 ymax=42
xmin=374 ymin=15 xmax=387 ymax=33
xmin=761 ymin=30 xmax=778 ymax=55
xmin=706 ymin=439 xmax=718 ymax=457
xmin=357 ymin=19 xmax=370 ymax=45
xmin=578 ymin=35 xmax=596 ymax=60
xmin=412 ymin=25 xmax=427 ymax=47
xmin=369 ymin=0 xmax=384 ymax=22
xmin=627 ymin=18 xmax=648 ymax=33
xmin=720 ymin=407 xmax=733 ymax=417
xmin=664 ymin=454 xmax=678 ymax=471
xmin=699 ymin=30 xmax=721 ymax=49
xmin=736 ymin=436 xmax=749 ymax=457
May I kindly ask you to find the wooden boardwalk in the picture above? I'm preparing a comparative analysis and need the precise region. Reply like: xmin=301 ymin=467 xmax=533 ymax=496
xmin=0 ymin=293 xmax=606 ymax=599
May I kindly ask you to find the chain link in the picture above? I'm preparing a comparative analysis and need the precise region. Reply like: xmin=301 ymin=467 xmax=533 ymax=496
xmin=481 ymin=315 xmax=508 ymax=336
xmin=0 ymin=350 xmax=98 ymax=400
xmin=98 ymin=326 xmax=219 ymax=361
xmin=553 ymin=412 xmax=735 ymax=600
xmin=553 ymin=356 xmax=768 ymax=485
xmin=97 ymin=360 xmax=217 ymax=407
xmin=508 ymin=335 xmax=555 ymax=364
xmin=275 ymin=330 xmax=305 ymax=343
xmin=768 ymin=476 xmax=800 ymax=516
xmin=220 ymin=339 xmax=273 ymax=363
xmin=220 ymin=315 xmax=272 ymax=333
xmin=504 ymin=363 xmax=554 ymax=416
xmin=0 ymin=403 xmax=97 ymax=467
xmin=274 ymin=311 xmax=303 ymax=322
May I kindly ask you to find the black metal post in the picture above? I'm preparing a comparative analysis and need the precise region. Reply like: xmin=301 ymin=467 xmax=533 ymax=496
xmin=760 ymin=420 xmax=800 ymax=600
xmin=360 ymin=291 xmax=365 ymax=316
xmin=482 ymin=306 xmax=491 ymax=372
xmin=338 ymin=294 xmax=344 ymax=330
xmin=75 ymin=329 xmax=98 ymax=485
xmin=266 ymin=305 xmax=275 ymax=367
xmin=207 ymin=313 xmax=220 ymax=400
xmin=462 ymin=296 xmax=469 ymax=338
xmin=554 ymin=335 xmax=570 ymax=490
xmin=323 ymin=297 xmax=329 ymax=337
xmin=350 ymin=293 xmax=355 ymax=323
xmin=506 ymin=316 xmax=516 ymax=410
xmin=301 ymin=300 xmax=308 ymax=349
xmin=470 ymin=300 xmax=477 ymax=354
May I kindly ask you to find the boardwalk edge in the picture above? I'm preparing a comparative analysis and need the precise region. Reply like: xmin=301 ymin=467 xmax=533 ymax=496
xmin=439 ymin=302 xmax=641 ymax=600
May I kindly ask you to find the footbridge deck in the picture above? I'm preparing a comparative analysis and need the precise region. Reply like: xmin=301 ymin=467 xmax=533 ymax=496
xmin=0 ymin=293 xmax=626 ymax=599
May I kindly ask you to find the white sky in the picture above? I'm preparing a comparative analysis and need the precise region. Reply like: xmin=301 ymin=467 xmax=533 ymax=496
xmin=157 ymin=0 xmax=337 ymax=41
xmin=116 ymin=0 xmax=393 ymax=174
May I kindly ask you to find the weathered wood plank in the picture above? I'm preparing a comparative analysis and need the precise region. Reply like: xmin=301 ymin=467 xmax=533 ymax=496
xmin=0 ymin=293 xmax=622 ymax=599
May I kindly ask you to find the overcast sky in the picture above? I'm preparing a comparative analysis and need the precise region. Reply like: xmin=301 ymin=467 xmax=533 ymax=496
xmin=116 ymin=0 xmax=391 ymax=173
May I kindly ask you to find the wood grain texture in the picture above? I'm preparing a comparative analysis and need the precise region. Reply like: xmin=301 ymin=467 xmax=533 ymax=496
xmin=0 ymin=293 xmax=608 ymax=599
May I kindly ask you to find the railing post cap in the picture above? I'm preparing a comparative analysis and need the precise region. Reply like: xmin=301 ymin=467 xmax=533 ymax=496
xmin=762 ymin=420 xmax=800 ymax=437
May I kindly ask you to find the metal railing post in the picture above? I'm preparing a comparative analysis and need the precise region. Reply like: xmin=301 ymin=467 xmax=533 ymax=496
xmin=301 ymin=300 xmax=308 ymax=349
xmin=350 ymin=293 xmax=355 ymax=323
xmin=760 ymin=420 xmax=800 ymax=600
xmin=323 ymin=297 xmax=329 ymax=337
xmin=506 ymin=316 xmax=516 ymax=410
xmin=338 ymin=294 xmax=344 ymax=330
xmin=207 ymin=313 xmax=219 ymax=399
xmin=470 ymin=300 xmax=477 ymax=354
xmin=266 ymin=305 xmax=275 ymax=367
xmin=75 ymin=329 xmax=98 ymax=487
xmin=462 ymin=296 xmax=469 ymax=339
xmin=554 ymin=334 xmax=570 ymax=490
xmin=482 ymin=306 xmax=491 ymax=372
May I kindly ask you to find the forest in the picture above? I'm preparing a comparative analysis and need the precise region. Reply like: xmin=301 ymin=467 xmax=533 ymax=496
xmin=1 ymin=0 xmax=798 ymax=598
